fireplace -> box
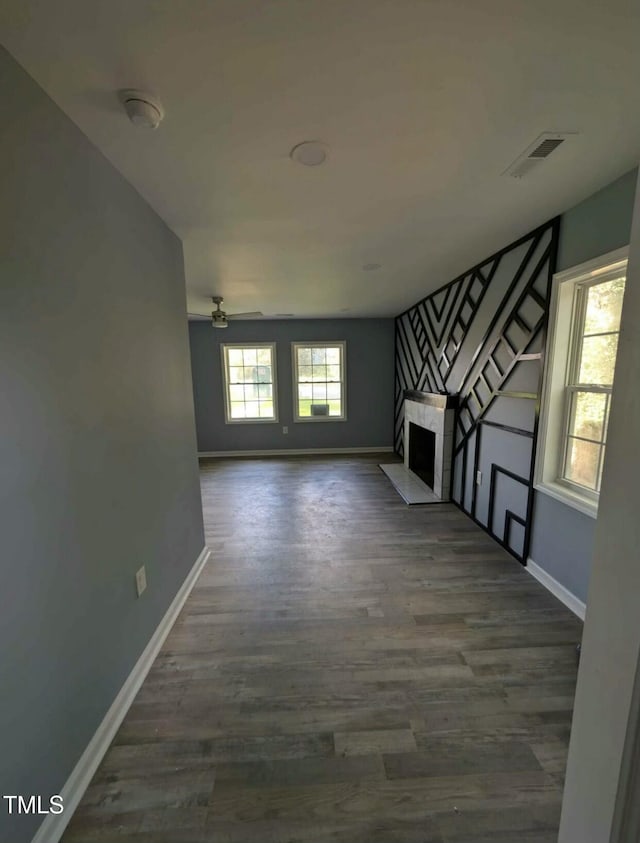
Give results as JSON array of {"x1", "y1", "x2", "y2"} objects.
[
  {"x1": 409, "y1": 423, "x2": 436, "y2": 490},
  {"x1": 403, "y1": 390, "x2": 458, "y2": 501}
]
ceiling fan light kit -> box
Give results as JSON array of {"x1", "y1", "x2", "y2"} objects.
[{"x1": 209, "y1": 296, "x2": 262, "y2": 328}]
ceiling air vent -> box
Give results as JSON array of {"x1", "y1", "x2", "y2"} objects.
[{"x1": 503, "y1": 132, "x2": 575, "y2": 179}]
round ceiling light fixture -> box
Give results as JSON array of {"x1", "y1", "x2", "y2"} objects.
[
  {"x1": 362, "y1": 263, "x2": 382, "y2": 271},
  {"x1": 119, "y1": 89, "x2": 164, "y2": 129},
  {"x1": 290, "y1": 140, "x2": 329, "y2": 167}
]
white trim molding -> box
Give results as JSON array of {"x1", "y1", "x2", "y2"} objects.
[
  {"x1": 198, "y1": 446, "x2": 394, "y2": 458},
  {"x1": 31, "y1": 546, "x2": 211, "y2": 843},
  {"x1": 526, "y1": 557, "x2": 586, "y2": 620}
]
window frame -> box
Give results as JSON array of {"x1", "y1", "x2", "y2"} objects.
[
  {"x1": 291, "y1": 341, "x2": 347, "y2": 423},
  {"x1": 535, "y1": 247, "x2": 628, "y2": 517},
  {"x1": 221, "y1": 342, "x2": 279, "y2": 424}
]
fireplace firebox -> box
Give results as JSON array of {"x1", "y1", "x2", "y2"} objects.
[{"x1": 408, "y1": 422, "x2": 436, "y2": 490}]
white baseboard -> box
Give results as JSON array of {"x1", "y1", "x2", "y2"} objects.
[
  {"x1": 198, "y1": 446, "x2": 394, "y2": 458},
  {"x1": 526, "y1": 557, "x2": 586, "y2": 620},
  {"x1": 31, "y1": 546, "x2": 211, "y2": 843}
]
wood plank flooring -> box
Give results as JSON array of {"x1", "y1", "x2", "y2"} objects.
[{"x1": 62, "y1": 455, "x2": 583, "y2": 842}]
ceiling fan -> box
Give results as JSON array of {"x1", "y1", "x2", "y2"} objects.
[{"x1": 190, "y1": 296, "x2": 263, "y2": 329}]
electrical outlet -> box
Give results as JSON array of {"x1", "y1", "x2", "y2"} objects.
[
  {"x1": 135, "y1": 565, "x2": 147, "y2": 597},
  {"x1": 282, "y1": 426, "x2": 288, "y2": 434},
  {"x1": 476, "y1": 470, "x2": 482, "y2": 486}
]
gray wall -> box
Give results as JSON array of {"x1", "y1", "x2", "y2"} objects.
[
  {"x1": 189, "y1": 318, "x2": 394, "y2": 451},
  {"x1": 529, "y1": 168, "x2": 637, "y2": 602},
  {"x1": 0, "y1": 48, "x2": 204, "y2": 843}
]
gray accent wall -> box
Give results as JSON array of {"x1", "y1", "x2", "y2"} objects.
[
  {"x1": 0, "y1": 48, "x2": 204, "y2": 843},
  {"x1": 189, "y1": 318, "x2": 394, "y2": 452},
  {"x1": 530, "y1": 168, "x2": 637, "y2": 603}
]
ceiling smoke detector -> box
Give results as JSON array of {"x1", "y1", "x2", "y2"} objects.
[
  {"x1": 503, "y1": 132, "x2": 576, "y2": 179},
  {"x1": 119, "y1": 89, "x2": 164, "y2": 129},
  {"x1": 290, "y1": 141, "x2": 329, "y2": 166}
]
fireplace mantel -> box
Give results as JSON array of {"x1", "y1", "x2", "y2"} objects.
[{"x1": 403, "y1": 389, "x2": 459, "y2": 409}]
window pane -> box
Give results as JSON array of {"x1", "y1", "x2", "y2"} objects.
[
  {"x1": 298, "y1": 399, "x2": 312, "y2": 416},
  {"x1": 326, "y1": 347, "x2": 340, "y2": 364},
  {"x1": 242, "y1": 349, "x2": 257, "y2": 366},
  {"x1": 298, "y1": 365, "x2": 313, "y2": 381},
  {"x1": 230, "y1": 402, "x2": 247, "y2": 419},
  {"x1": 297, "y1": 347, "x2": 312, "y2": 366},
  {"x1": 259, "y1": 401, "x2": 273, "y2": 418},
  {"x1": 312, "y1": 384, "x2": 327, "y2": 401},
  {"x1": 229, "y1": 384, "x2": 244, "y2": 401},
  {"x1": 298, "y1": 383, "x2": 312, "y2": 399},
  {"x1": 228, "y1": 349, "x2": 243, "y2": 366},
  {"x1": 329, "y1": 400, "x2": 342, "y2": 416},
  {"x1": 326, "y1": 364, "x2": 341, "y2": 381},
  {"x1": 569, "y1": 391, "x2": 607, "y2": 442},
  {"x1": 258, "y1": 384, "x2": 272, "y2": 399},
  {"x1": 327, "y1": 383, "x2": 341, "y2": 400},
  {"x1": 584, "y1": 277, "x2": 625, "y2": 335},
  {"x1": 229, "y1": 366, "x2": 244, "y2": 383},
  {"x1": 312, "y1": 348, "x2": 326, "y2": 364},
  {"x1": 311, "y1": 364, "x2": 327, "y2": 381},
  {"x1": 257, "y1": 348, "x2": 271, "y2": 364},
  {"x1": 245, "y1": 401, "x2": 259, "y2": 417},
  {"x1": 244, "y1": 383, "x2": 258, "y2": 400},
  {"x1": 564, "y1": 437, "x2": 600, "y2": 490},
  {"x1": 578, "y1": 334, "x2": 619, "y2": 385},
  {"x1": 256, "y1": 365, "x2": 272, "y2": 384}
]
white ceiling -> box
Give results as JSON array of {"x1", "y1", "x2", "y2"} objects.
[{"x1": 2, "y1": 0, "x2": 640, "y2": 318}]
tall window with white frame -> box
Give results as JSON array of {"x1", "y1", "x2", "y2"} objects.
[
  {"x1": 221, "y1": 343, "x2": 277, "y2": 423},
  {"x1": 562, "y1": 275, "x2": 625, "y2": 493},
  {"x1": 292, "y1": 342, "x2": 346, "y2": 421},
  {"x1": 536, "y1": 248, "x2": 627, "y2": 516}
]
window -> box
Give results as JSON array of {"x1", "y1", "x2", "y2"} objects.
[
  {"x1": 536, "y1": 248, "x2": 627, "y2": 516},
  {"x1": 221, "y1": 344, "x2": 277, "y2": 423},
  {"x1": 292, "y1": 342, "x2": 346, "y2": 421}
]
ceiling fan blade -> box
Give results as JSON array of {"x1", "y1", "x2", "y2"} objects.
[
  {"x1": 227, "y1": 311, "x2": 263, "y2": 319},
  {"x1": 187, "y1": 312, "x2": 211, "y2": 321}
]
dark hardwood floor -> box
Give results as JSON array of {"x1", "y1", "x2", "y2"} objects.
[{"x1": 63, "y1": 455, "x2": 582, "y2": 842}]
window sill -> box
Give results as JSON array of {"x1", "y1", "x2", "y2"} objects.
[
  {"x1": 224, "y1": 418, "x2": 279, "y2": 425},
  {"x1": 293, "y1": 416, "x2": 347, "y2": 423},
  {"x1": 535, "y1": 479, "x2": 598, "y2": 519}
]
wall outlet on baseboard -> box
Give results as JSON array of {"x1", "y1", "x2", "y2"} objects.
[
  {"x1": 476, "y1": 470, "x2": 482, "y2": 486},
  {"x1": 135, "y1": 565, "x2": 147, "y2": 597},
  {"x1": 282, "y1": 426, "x2": 288, "y2": 434}
]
